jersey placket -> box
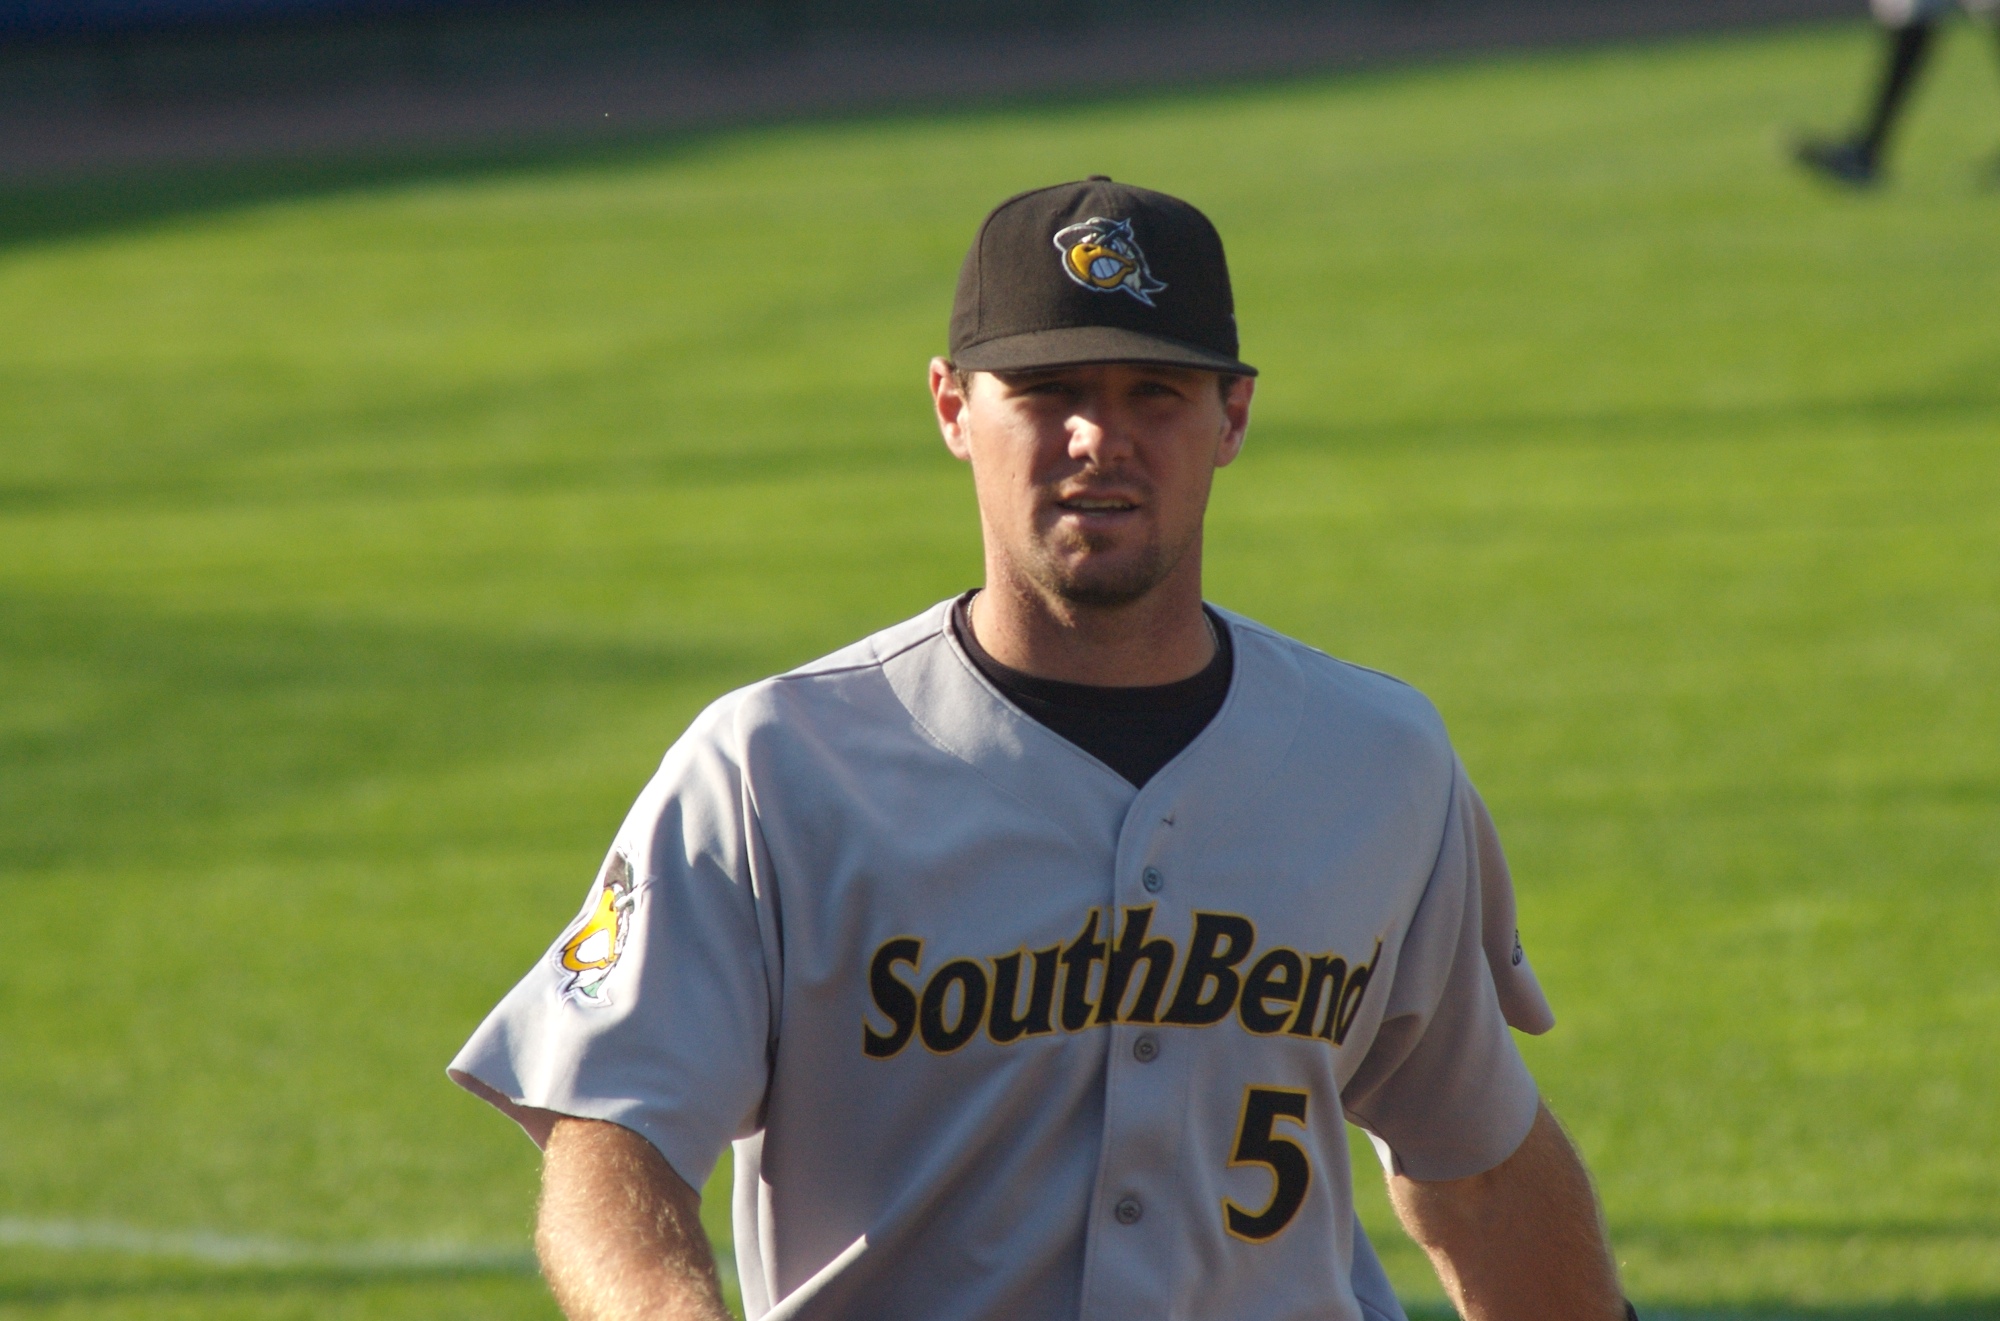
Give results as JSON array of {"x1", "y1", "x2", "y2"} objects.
[
  {"x1": 1073, "y1": 628, "x2": 1309, "y2": 1319},
  {"x1": 1077, "y1": 783, "x2": 1199, "y2": 1319}
]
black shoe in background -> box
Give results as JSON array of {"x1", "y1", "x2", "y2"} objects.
[{"x1": 1793, "y1": 136, "x2": 1879, "y2": 187}]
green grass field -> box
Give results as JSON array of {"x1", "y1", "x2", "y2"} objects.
[{"x1": 4, "y1": 16, "x2": 1998, "y2": 1319}]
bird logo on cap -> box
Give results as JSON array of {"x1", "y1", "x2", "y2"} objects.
[{"x1": 1053, "y1": 216, "x2": 1168, "y2": 307}]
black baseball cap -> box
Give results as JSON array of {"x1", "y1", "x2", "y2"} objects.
[{"x1": 948, "y1": 177, "x2": 1256, "y2": 377}]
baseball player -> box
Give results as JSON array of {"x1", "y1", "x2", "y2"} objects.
[
  {"x1": 1795, "y1": 0, "x2": 2000, "y2": 185},
  {"x1": 450, "y1": 177, "x2": 1633, "y2": 1321}
]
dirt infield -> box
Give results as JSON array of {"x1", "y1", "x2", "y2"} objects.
[{"x1": 0, "y1": 0, "x2": 1856, "y2": 180}]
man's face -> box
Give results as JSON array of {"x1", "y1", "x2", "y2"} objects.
[{"x1": 931, "y1": 360, "x2": 1253, "y2": 609}]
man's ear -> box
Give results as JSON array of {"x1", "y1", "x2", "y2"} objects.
[
  {"x1": 1215, "y1": 374, "x2": 1255, "y2": 468},
  {"x1": 930, "y1": 357, "x2": 975, "y2": 462}
]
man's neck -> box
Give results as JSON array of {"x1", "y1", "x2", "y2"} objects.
[{"x1": 968, "y1": 573, "x2": 1216, "y2": 688}]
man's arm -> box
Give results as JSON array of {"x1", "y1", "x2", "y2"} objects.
[
  {"x1": 536, "y1": 1116, "x2": 732, "y2": 1321},
  {"x1": 1387, "y1": 1100, "x2": 1625, "y2": 1321}
]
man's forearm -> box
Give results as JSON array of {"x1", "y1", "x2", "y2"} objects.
[
  {"x1": 537, "y1": 1116, "x2": 732, "y2": 1321},
  {"x1": 1388, "y1": 1100, "x2": 1624, "y2": 1321}
]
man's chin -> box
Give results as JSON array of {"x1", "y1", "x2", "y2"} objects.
[{"x1": 1038, "y1": 557, "x2": 1170, "y2": 610}]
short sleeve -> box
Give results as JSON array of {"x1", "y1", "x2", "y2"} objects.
[
  {"x1": 1339, "y1": 760, "x2": 1550, "y2": 1182},
  {"x1": 447, "y1": 706, "x2": 776, "y2": 1192}
]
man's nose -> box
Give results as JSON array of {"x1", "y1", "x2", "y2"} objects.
[{"x1": 1066, "y1": 403, "x2": 1134, "y2": 465}]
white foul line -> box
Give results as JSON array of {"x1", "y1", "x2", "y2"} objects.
[{"x1": 0, "y1": 1218, "x2": 536, "y2": 1272}]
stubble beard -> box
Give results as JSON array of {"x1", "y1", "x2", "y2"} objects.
[{"x1": 1023, "y1": 521, "x2": 1194, "y2": 610}]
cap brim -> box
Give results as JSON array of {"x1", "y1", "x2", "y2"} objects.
[{"x1": 952, "y1": 325, "x2": 1256, "y2": 376}]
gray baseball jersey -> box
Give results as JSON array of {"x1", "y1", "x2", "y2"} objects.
[{"x1": 450, "y1": 599, "x2": 1556, "y2": 1321}]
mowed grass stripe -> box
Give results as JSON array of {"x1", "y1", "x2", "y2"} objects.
[
  {"x1": 2, "y1": 19, "x2": 1997, "y2": 1319},
  {"x1": 0, "y1": 1219, "x2": 533, "y2": 1272}
]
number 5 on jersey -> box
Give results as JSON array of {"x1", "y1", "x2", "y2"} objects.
[{"x1": 1224, "y1": 1086, "x2": 1312, "y2": 1242}]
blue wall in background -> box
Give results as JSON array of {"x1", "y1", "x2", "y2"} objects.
[
  {"x1": 0, "y1": 0, "x2": 1104, "y2": 39},
  {"x1": 1, "y1": 0, "x2": 533, "y2": 36}
]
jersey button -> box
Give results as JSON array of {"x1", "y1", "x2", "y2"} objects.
[
  {"x1": 1132, "y1": 1033, "x2": 1160, "y2": 1063},
  {"x1": 1114, "y1": 1196, "x2": 1143, "y2": 1225},
  {"x1": 1142, "y1": 866, "x2": 1163, "y2": 893}
]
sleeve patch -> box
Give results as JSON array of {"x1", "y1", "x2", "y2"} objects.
[{"x1": 553, "y1": 851, "x2": 637, "y2": 1007}]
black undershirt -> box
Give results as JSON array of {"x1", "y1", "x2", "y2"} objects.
[{"x1": 949, "y1": 591, "x2": 1234, "y2": 789}]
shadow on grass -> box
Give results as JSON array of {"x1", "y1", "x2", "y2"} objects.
[
  {"x1": 1247, "y1": 386, "x2": 2000, "y2": 461},
  {"x1": 0, "y1": 67, "x2": 1049, "y2": 254},
  {"x1": 0, "y1": 131, "x2": 731, "y2": 254},
  {"x1": 0, "y1": 38, "x2": 1632, "y2": 257},
  {"x1": 0, "y1": 590, "x2": 770, "y2": 875},
  {"x1": 0, "y1": 51, "x2": 1352, "y2": 254},
  {"x1": 0, "y1": 74, "x2": 1187, "y2": 255}
]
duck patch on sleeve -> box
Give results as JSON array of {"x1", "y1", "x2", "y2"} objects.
[{"x1": 554, "y1": 851, "x2": 637, "y2": 1006}]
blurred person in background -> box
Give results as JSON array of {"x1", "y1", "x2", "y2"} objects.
[{"x1": 1795, "y1": 0, "x2": 2000, "y2": 184}]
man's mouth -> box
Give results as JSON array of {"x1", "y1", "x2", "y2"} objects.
[{"x1": 1056, "y1": 496, "x2": 1140, "y2": 513}]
